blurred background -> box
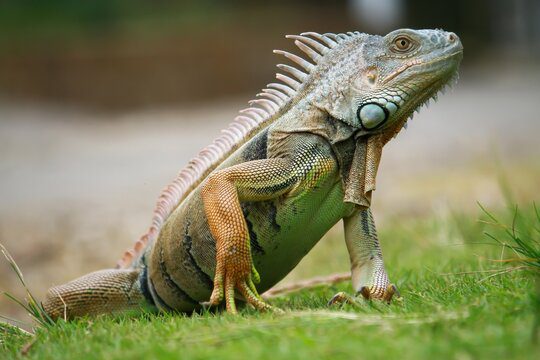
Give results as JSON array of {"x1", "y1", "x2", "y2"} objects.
[{"x1": 1, "y1": 0, "x2": 539, "y2": 319}]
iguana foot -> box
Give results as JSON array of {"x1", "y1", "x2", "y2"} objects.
[
  {"x1": 328, "y1": 291, "x2": 356, "y2": 306},
  {"x1": 203, "y1": 264, "x2": 276, "y2": 314},
  {"x1": 328, "y1": 284, "x2": 400, "y2": 306},
  {"x1": 364, "y1": 284, "x2": 400, "y2": 303}
]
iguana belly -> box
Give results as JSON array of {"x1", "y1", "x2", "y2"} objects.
[{"x1": 148, "y1": 171, "x2": 351, "y2": 312}]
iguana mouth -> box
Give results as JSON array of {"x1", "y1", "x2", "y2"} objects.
[
  {"x1": 421, "y1": 49, "x2": 463, "y2": 66},
  {"x1": 383, "y1": 50, "x2": 463, "y2": 84}
]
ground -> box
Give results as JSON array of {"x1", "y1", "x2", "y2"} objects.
[
  {"x1": 2, "y1": 208, "x2": 539, "y2": 359},
  {"x1": 0, "y1": 64, "x2": 539, "y2": 358}
]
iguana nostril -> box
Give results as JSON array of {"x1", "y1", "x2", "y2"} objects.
[{"x1": 448, "y1": 33, "x2": 456, "y2": 43}]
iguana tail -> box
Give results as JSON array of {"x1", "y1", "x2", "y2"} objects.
[{"x1": 42, "y1": 269, "x2": 147, "y2": 320}]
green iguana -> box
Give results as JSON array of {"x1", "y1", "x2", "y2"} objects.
[{"x1": 42, "y1": 28, "x2": 463, "y2": 319}]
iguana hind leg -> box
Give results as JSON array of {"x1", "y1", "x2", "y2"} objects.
[{"x1": 42, "y1": 269, "x2": 146, "y2": 320}]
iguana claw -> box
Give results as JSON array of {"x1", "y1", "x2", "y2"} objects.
[
  {"x1": 358, "y1": 284, "x2": 400, "y2": 304},
  {"x1": 202, "y1": 262, "x2": 276, "y2": 314},
  {"x1": 328, "y1": 284, "x2": 400, "y2": 306},
  {"x1": 328, "y1": 291, "x2": 355, "y2": 306}
]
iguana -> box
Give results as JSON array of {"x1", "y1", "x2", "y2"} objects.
[{"x1": 42, "y1": 28, "x2": 462, "y2": 319}]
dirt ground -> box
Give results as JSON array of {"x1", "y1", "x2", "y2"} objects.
[{"x1": 1, "y1": 64, "x2": 539, "y2": 320}]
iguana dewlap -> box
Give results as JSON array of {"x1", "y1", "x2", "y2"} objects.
[{"x1": 42, "y1": 29, "x2": 462, "y2": 319}]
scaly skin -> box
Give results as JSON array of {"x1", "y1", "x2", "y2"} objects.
[
  {"x1": 42, "y1": 269, "x2": 144, "y2": 319},
  {"x1": 42, "y1": 29, "x2": 462, "y2": 319}
]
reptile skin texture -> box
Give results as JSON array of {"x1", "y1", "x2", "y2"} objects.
[{"x1": 41, "y1": 29, "x2": 463, "y2": 319}]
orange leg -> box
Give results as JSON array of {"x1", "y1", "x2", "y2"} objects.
[{"x1": 201, "y1": 158, "x2": 295, "y2": 313}]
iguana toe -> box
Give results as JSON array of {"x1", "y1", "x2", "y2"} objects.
[
  {"x1": 328, "y1": 291, "x2": 356, "y2": 306},
  {"x1": 204, "y1": 262, "x2": 277, "y2": 314},
  {"x1": 328, "y1": 284, "x2": 400, "y2": 307},
  {"x1": 358, "y1": 284, "x2": 400, "y2": 304}
]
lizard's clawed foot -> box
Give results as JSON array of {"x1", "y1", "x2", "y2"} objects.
[
  {"x1": 328, "y1": 291, "x2": 356, "y2": 306},
  {"x1": 202, "y1": 264, "x2": 278, "y2": 314},
  {"x1": 363, "y1": 283, "x2": 400, "y2": 304},
  {"x1": 328, "y1": 284, "x2": 400, "y2": 306}
]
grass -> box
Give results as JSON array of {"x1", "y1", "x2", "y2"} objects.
[
  {"x1": 1, "y1": 203, "x2": 539, "y2": 359},
  {"x1": 0, "y1": 245, "x2": 55, "y2": 330}
]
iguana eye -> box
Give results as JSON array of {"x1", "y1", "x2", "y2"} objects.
[{"x1": 392, "y1": 36, "x2": 414, "y2": 53}]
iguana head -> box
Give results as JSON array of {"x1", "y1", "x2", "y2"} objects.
[{"x1": 299, "y1": 29, "x2": 462, "y2": 137}]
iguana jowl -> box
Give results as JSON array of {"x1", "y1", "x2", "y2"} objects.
[{"x1": 42, "y1": 29, "x2": 463, "y2": 318}]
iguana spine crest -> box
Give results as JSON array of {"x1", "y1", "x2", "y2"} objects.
[{"x1": 116, "y1": 31, "x2": 357, "y2": 269}]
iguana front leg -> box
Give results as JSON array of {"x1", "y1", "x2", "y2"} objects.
[
  {"x1": 330, "y1": 207, "x2": 398, "y2": 305},
  {"x1": 201, "y1": 158, "x2": 293, "y2": 313}
]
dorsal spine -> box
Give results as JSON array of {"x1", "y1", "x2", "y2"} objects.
[{"x1": 116, "y1": 31, "x2": 353, "y2": 269}]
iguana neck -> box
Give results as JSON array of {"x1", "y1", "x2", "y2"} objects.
[{"x1": 273, "y1": 102, "x2": 384, "y2": 208}]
